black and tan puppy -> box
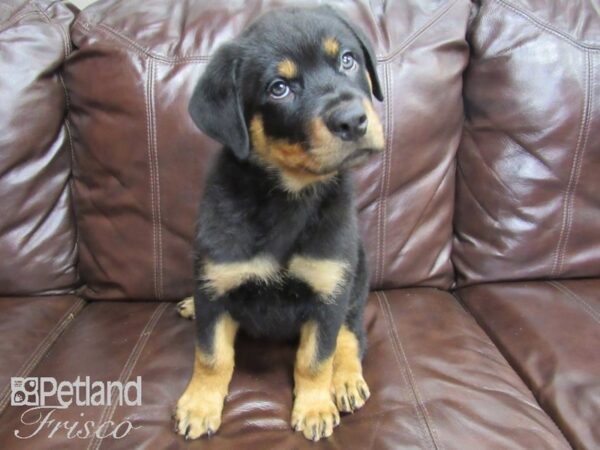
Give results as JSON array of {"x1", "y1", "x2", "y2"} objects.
[{"x1": 174, "y1": 6, "x2": 384, "y2": 441}]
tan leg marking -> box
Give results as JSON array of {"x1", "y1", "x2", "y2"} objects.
[
  {"x1": 288, "y1": 256, "x2": 349, "y2": 302},
  {"x1": 201, "y1": 255, "x2": 280, "y2": 296},
  {"x1": 292, "y1": 321, "x2": 339, "y2": 441},
  {"x1": 331, "y1": 325, "x2": 370, "y2": 413},
  {"x1": 175, "y1": 313, "x2": 238, "y2": 439},
  {"x1": 177, "y1": 297, "x2": 195, "y2": 320}
]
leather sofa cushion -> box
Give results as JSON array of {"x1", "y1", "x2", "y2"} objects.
[
  {"x1": 457, "y1": 279, "x2": 600, "y2": 449},
  {"x1": 0, "y1": 296, "x2": 84, "y2": 416},
  {"x1": 0, "y1": 290, "x2": 568, "y2": 449},
  {"x1": 66, "y1": 0, "x2": 472, "y2": 300},
  {"x1": 453, "y1": 0, "x2": 600, "y2": 286},
  {"x1": 0, "y1": 0, "x2": 78, "y2": 295}
]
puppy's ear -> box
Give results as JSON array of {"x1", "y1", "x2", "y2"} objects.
[
  {"x1": 321, "y1": 6, "x2": 384, "y2": 101},
  {"x1": 189, "y1": 43, "x2": 249, "y2": 159}
]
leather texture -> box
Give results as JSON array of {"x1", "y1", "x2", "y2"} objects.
[
  {"x1": 65, "y1": 0, "x2": 471, "y2": 300},
  {"x1": 0, "y1": 291, "x2": 570, "y2": 449},
  {"x1": 0, "y1": 296, "x2": 84, "y2": 416},
  {"x1": 453, "y1": 0, "x2": 600, "y2": 286},
  {"x1": 457, "y1": 279, "x2": 600, "y2": 449},
  {"x1": 0, "y1": 0, "x2": 79, "y2": 295},
  {"x1": 0, "y1": 0, "x2": 598, "y2": 448}
]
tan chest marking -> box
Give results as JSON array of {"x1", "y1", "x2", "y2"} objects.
[
  {"x1": 201, "y1": 255, "x2": 280, "y2": 296},
  {"x1": 288, "y1": 256, "x2": 349, "y2": 301}
]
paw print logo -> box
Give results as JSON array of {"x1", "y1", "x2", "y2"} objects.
[{"x1": 10, "y1": 377, "x2": 39, "y2": 406}]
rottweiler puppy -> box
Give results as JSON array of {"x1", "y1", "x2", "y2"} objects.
[{"x1": 174, "y1": 5, "x2": 384, "y2": 442}]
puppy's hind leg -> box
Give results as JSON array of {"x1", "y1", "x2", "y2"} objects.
[{"x1": 177, "y1": 297, "x2": 195, "y2": 320}]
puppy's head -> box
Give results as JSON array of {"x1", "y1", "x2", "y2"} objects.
[{"x1": 189, "y1": 6, "x2": 384, "y2": 192}]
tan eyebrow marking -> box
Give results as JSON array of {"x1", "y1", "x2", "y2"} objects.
[
  {"x1": 277, "y1": 59, "x2": 298, "y2": 78},
  {"x1": 323, "y1": 37, "x2": 340, "y2": 57}
]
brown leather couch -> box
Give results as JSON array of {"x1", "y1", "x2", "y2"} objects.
[{"x1": 0, "y1": 0, "x2": 598, "y2": 448}]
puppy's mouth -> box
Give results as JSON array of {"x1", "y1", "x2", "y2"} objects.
[
  {"x1": 309, "y1": 147, "x2": 378, "y2": 175},
  {"x1": 340, "y1": 147, "x2": 378, "y2": 168}
]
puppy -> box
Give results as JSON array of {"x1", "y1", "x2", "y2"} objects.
[{"x1": 174, "y1": 6, "x2": 384, "y2": 441}]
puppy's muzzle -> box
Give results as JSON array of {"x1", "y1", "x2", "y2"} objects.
[{"x1": 325, "y1": 100, "x2": 368, "y2": 141}]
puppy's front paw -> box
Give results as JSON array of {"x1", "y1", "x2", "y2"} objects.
[
  {"x1": 174, "y1": 388, "x2": 224, "y2": 440},
  {"x1": 332, "y1": 371, "x2": 370, "y2": 413},
  {"x1": 291, "y1": 393, "x2": 340, "y2": 441},
  {"x1": 176, "y1": 297, "x2": 195, "y2": 320}
]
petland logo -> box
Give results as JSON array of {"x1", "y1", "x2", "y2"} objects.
[{"x1": 11, "y1": 376, "x2": 142, "y2": 440}]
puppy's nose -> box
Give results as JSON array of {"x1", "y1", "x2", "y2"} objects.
[{"x1": 326, "y1": 103, "x2": 368, "y2": 141}]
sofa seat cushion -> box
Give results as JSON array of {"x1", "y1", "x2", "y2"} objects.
[
  {"x1": 457, "y1": 279, "x2": 600, "y2": 449},
  {"x1": 0, "y1": 296, "x2": 85, "y2": 416},
  {"x1": 0, "y1": 290, "x2": 568, "y2": 449}
]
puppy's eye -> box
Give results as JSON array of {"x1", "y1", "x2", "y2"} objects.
[
  {"x1": 340, "y1": 52, "x2": 357, "y2": 71},
  {"x1": 268, "y1": 80, "x2": 291, "y2": 99}
]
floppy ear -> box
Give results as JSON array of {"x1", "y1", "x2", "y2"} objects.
[
  {"x1": 321, "y1": 6, "x2": 384, "y2": 101},
  {"x1": 188, "y1": 43, "x2": 250, "y2": 159}
]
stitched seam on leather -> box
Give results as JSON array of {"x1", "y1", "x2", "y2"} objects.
[
  {"x1": 144, "y1": 59, "x2": 160, "y2": 300},
  {"x1": 0, "y1": 298, "x2": 86, "y2": 415},
  {"x1": 397, "y1": 159, "x2": 453, "y2": 267},
  {"x1": 453, "y1": 291, "x2": 575, "y2": 448},
  {"x1": 73, "y1": 20, "x2": 211, "y2": 63},
  {"x1": 548, "y1": 281, "x2": 600, "y2": 326},
  {"x1": 74, "y1": 0, "x2": 461, "y2": 65},
  {"x1": 492, "y1": 0, "x2": 600, "y2": 51},
  {"x1": 366, "y1": 414, "x2": 383, "y2": 450},
  {"x1": 149, "y1": 59, "x2": 164, "y2": 299},
  {"x1": 379, "y1": 291, "x2": 442, "y2": 450},
  {"x1": 373, "y1": 68, "x2": 386, "y2": 285},
  {"x1": 381, "y1": 66, "x2": 393, "y2": 286},
  {"x1": 379, "y1": 0, "x2": 461, "y2": 63},
  {"x1": 88, "y1": 302, "x2": 168, "y2": 450},
  {"x1": 0, "y1": 11, "x2": 37, "y2": 33},
  {"x1": 557, "y1": 53, "x2": 593, "y2": 276},
  {"x1": 551, "y1": 51, "x2": 592, "y2": 276},
  {"x1": 41, "y1": 1, "x2": 81, "y2": 287},
  {"x1": 375, "y1": 292, "x2": 436, "y2": 450},
  {"x1": 375, "y1": 65, "x2": 393, "y2": 287},
  {"x1": 34, "y1": 3, "x2": 71, "y2": 57},
  {"x1": 64, "y1": 118, "x2": 81, "y2": 287}
]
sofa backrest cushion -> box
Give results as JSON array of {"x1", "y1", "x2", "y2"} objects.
[
  {"x1": 0, "y1": 0, "x2": 78, "y2": 296},
  {"x1": 453, "y1": 0, "x2": 600, "y2": 286},
  {"x1": 66, "y1": 0, "x2": 471, "y2": 300}
]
